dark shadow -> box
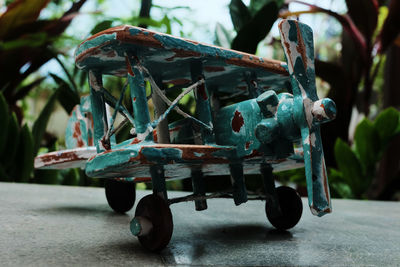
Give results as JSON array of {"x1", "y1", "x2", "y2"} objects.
[
  {"x1": 265, "y1": 228, "x2": 294, "y2": 241},
  {"x1": 108, "y1": 240, "x2": 156, "y2": 255},
  {"x1": 34, "y1": 204, "x2": 129, "y2": 218},
  {"x1": 198, "y1": 224, "x2": 293, "y2": 242}
]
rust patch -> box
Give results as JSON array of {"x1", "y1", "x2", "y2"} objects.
[
  {"x1": 72, "y1": 122, "x2": 84, "y2": 147},
  {"x1": 101, "y1": 137, "x2": 111, "y2": 150},
  {"x1": 197, "y1": 83, "x2": 208, "y2": 100},
  {"x1": 124, "y1": 144, "x2": 232, "y2": 165},
  {"x1": 243, "y1": 149, "x2": 262, "y2": 159},
  {"x1": 164, "y1": 79, "x2": 191, "y2": 86},
  {"x1": 226, "y1": 56, "x2": 288, "y2": 76},
  {"x1": 245, "y1": 141, "x2": 251, "y2": 150},
  {"x1": 294, "y1": 21, "x2": 308, "y2": 71},
  {"x1": 152, "y1": 130, "x2": 158, "y2": 142},
  {"x1": 169, "y1": 125, "x2": 182, "y2": 133},
  {"x1": 133, "y1": 177, "x2": 152, "y2": 182},
  {"x1": 116, "y1": 27, "x2": 164, "y2": 49},
  {"x1": 237, "y1": 86, "x2": 247, "y2": 91},
  {"x1": 204, "y1": 66, "x2": 225, "y2": 72},
  {"x1": 322, "y1": 157, "x2": 330, "y2": 203},
  {"x1": 232, "y1": 110, "x2": 244, "y2": 133},
  {"x1": 165, "y1": 49, "x2": 202, "y2": 62},
  {"x1": 133, "y1": 97, "x2": 137, "y2": 102},
  {"x1": 125, "y1": 56, "x2": 134, "y2": 76},
  {"x1": 105, "y1": 50, "x2": 117, "y2": 58},
  {"x1": 40, "y1": 151, "x2": 80, "y2": 164},
  {"x1": 130, "y1": 137, "x2": 141, "y2": 144}
]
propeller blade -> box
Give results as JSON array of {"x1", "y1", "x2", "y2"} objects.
[{"x1": 279, "y1": 19, "x2": 332, "y2": 216}]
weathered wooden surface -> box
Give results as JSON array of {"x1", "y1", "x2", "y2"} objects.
[
  {"x1": 75, "y1": 25, "x2": 289, "y2": 96},
  {"x1": 1, "y1": 182, "x2": 400, "y2": 266}
]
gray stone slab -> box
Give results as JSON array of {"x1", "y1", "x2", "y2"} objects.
[{"x1": 1, "y1": 182, "x2": 400, "y2": 266}]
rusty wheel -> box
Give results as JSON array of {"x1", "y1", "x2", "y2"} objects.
[
  {"x1": 135, "y1": 194, "x2": 173, "y2": 251},
  {"x1": 266, "y1": 186, "x2": 303, "y2": 230},
  {"x1": 105, "y1": 179, "x2": 136, "y2": 213}
]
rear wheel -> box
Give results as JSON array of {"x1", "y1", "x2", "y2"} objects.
[
  {"x1": 266, "y1": 186, "x2": 303, "y2": 230},
  {"x1": 105, "y1": 179, "x2": 136, "y2": 213}
]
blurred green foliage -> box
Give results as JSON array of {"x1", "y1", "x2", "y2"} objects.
[{"x1": 330, "y1": 107, "x2": 400, "y2": 198}]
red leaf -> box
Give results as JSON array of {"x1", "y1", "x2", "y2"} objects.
[
  {"x1": 345, "y1": 0, "x2": 378, "y2": 43},
  {"x1": 0, "y1": 0, "x2": 51, "y2": 38}
]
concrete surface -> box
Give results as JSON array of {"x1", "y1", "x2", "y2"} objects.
[{"x1": 1, "y1": 182, "x2": 400, "y2": 266}]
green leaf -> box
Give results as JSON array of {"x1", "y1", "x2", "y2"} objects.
[
  {"x1": 229, "y1": 0, "x2": 251, "y2": 32},
  {"x1": 334, "y1": 138, "x2": 364, "y2": 196},
  {"x1": 354, "y1": 119, "x2": 381, "y2": 169},
  {"x1": 90, "y1": 20, "x2": 113, "y2": 35},
  {"x1": 249, "y1": 0, "x2": 284, "y2": 15},
  {"x1": 13, "y1": 77, "x2": 45, "y2": 102},
  {"x1": 215, "y1": 22, "x2": 233, "y2": 48},
  {"x1": 50, "y1": 73, "x2": 80, "y2": 114},
  {"x1": 0, "y1": 32, "x2": 48, "y2": 50},
  {"x1": 15, "y1": 124, "x2": 34, "y2": 183},
  {"x1": 373, "y1": 107, "x2": 400, "y2": 145},
  {"x1": 330, "y1": 181, "x2": 354, "y2": 199},
  {"x1": 2, "y1": 112, "x2": 20, "y2": 166},
  {"x1": 0, "y1": 92, "x2": 9, "y2": 154},
  {"x1": 33, "y1": 169, "x2": 62, "y2": 184},
  {"x1": 161, "y1": 15, "x2": 172, "y2": 34},
  {"x1": 0, "y1": 164, "x2": 10, "y2": 182},
  {"x1": 32, "y1": 89, "x2": 60, "y2": 156},
  {"x1": 61, "y1": 168, "x2": 80, "y2": 186},
  {"x1": 231, "y1": 1, "x2": 278, "y2": 54}
]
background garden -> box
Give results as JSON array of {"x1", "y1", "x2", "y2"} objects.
[{"x1": 0, "y1": 0, "x2": 399, "y2": 200}]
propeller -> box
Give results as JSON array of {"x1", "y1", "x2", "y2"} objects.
[{"x1": 279, "y1": 19, "x2": 336, "y2": 216}]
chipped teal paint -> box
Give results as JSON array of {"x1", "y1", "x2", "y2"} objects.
[
  {"x1": 130, "y1": 217, "x2": 141, "y2": 236},
  {"x1": 66, "y1": 96, "x2": 94, "y2": 149},
  {"x1": 191, "y1": 169, "x2": 207, "y2": 210},
  {"x1": 88, "y1": 71, "x2": 109, "y2": 152},
  {"x1": 126, "y1": 55, "x2": 153, "y2": 141},
  {"x1": 141, "y1": 147, "x2": 182, "y2": 162},
  {"x1": 229, "y1": 163, "x2": 247, "y2": 205},
  {"x1": 75, "y1": 32, "x2": 117, "y2": 58},
  {"x1": 279, "y1": 19, "x2": 335, "y2": 216},
  {"x1": 150, "y1": 164, "x2": 168, "y2": 199},
  {"x1": 191, "y1": 61, "x2": 215, "y2": 144},
  {"x1": 215, "y1": 98, "x2": 263, "y2": 158},
  {"x1": 245, "y1": 72, "x2": 261, "y2": 99},
  {"x1": 214, "y1": 90, "x2": 301, "y2": 159},
  {"x1": 150, "y1": 30, "x2": 243, "y2": 60}
]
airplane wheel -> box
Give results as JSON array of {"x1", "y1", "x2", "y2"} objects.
[
  {"x1": 266, "y1": 186, "x2": 303, "y2": 230},
  {"x1": 105, "y1": 179, "x2": 136, "y2": 213},
  {"x1": 135, "y1": 194, "x2": 173, "y2": 251}
]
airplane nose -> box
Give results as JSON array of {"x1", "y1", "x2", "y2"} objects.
[{"x1": 311, "y1": 98, "x2": 336, "y2": 124}]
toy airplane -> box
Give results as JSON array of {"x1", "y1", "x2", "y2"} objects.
[{"x1": 35, "y1": 19, "x2": 336, "y2": 251}]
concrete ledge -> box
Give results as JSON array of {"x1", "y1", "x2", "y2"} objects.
[{"x1": 1, "y1": 182, "x2": 400, "y2": 266}]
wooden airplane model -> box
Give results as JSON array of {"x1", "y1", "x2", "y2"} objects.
[{"x1": 35, "y1": 19, "x2": 336, "y2": 251}]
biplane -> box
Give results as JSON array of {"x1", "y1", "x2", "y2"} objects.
[{"x1": 34, "y1": 19, "x2": 336, "y2": 251}]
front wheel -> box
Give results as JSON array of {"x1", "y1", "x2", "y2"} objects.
[
  {"x1": 132, "y1": 194, "x2": 173, "y2": 251},
  {"x1": 266, "y1": 186, "x2": 303, "y2": 230},
  {"x1": 105, "y1": 179, "x2": 136, "y2": 213}
]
